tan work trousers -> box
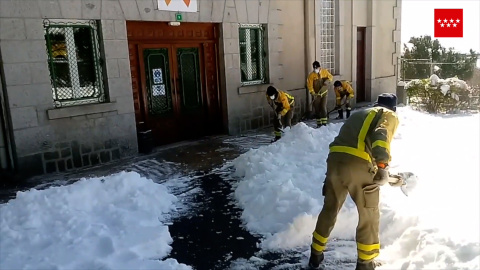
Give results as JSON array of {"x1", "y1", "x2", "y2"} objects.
[
  {"x1": 313, "y1": 91, "x2": 328, "y2": 126},
  {"x1": 311, "y1": 155, "x2": 381, "y2": 263}
]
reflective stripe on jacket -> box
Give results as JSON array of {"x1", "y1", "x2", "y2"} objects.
[
  {"x1": 329, "y1": 107, "x2": 399, "y2": 164},
  {"x1": 266, "y1": 90, "x2": 295, "y2": 116},
  {"x1": 306, "y1": 69, "x2": 334, "y2": 95}
]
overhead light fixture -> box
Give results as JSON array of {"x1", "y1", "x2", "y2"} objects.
[{"x1": 168, "y1": 22, "x2": 181, "y2": 26}]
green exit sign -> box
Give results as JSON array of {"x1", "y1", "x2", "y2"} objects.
[{"x1": 175, "y1": 13, "x2": 182, "y2": 22}]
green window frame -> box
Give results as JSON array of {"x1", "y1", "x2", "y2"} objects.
[
  {"x1": 44, "y1": 19, "x2": 106, "y2": 108},
  {"x1": 239, "y1": 24, "x2": 268, "y2": 86}
]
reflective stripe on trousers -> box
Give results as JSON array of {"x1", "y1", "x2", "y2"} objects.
[
  {"x1": 357, "y1": 242, "x2": 380, "y2": 261},
  {"x1": 311, "y1": 231, "x2": 328, "y2": 253}
]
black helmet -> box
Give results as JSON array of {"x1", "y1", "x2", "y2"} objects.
[
  {"x1": 333, "y1": 80, "x2": 342, "y2": 87},
  {"x1": 266, "y1": 86, "x2": 278, "y2": 99},
  {"x1": 312, "y1": 61, "x2": 320, "y2": 69},
  {"x1": 374, "y1": 93, "x2": 397, "y2": 112}
]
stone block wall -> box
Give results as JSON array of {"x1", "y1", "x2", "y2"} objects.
[
  {"x1": 0, "y1": 0, "x2": 138, "y2": 176},
  {"x1": 42, "y1": 139, "x2": 122, "y2": 174},
  {"x1": 219, "y1": 0, "x2": 307, "y2": 134}
]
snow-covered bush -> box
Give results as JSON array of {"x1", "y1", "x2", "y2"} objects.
[{"x1": 405, "y1": 75, "x2": 478, "y2": 113}]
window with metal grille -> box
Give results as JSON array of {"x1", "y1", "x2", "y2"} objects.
[
  {"x1": 239, "y1": 24, "x2": 268, "y2": 85},
  {"x1": 44, "y1": 19, "x2": 106, "y2": 108},
  {"x1": 319, "y1": 0, "x2": 335, "y2": 74}
]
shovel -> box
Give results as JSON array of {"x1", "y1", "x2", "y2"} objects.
[{"x1": 387, "y1": 172, "x2": 419, "y2": 197}]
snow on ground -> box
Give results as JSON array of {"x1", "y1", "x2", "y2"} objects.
[
  {"x1": 231, "y1": 107, "x2": 480, "y2": 269},
  {"x1": 0, "y1": 171, "x2": 191, "y2": 270}
]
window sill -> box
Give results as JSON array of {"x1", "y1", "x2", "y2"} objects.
[
  {"x1": 47, "y1": 102, "x2": 117, "y2": 120},
  {"x1": 238, "y1": 83, "x2": 272, "y2": 95}
]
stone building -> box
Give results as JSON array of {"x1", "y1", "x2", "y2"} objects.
[{"x1": 0, "y1": 0, "x2": 401, "y2": 176}]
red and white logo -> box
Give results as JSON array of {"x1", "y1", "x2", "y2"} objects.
[{"x1": 434, "y1": 9, "x2": 463, "y2": 38}]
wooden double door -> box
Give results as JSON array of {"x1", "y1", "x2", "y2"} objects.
[{"x1": 127, "y1": 22, "x2": 222, "y2": 146}]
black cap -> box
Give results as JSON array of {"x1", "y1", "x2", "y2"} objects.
[
  {"x1": 333, "y1": 81, "x2": 342, "y2": 87},
  {"x1": 312, "y1": 61, "x2": 320, "y2": 69},
  {"x1": 374, "y1": 93, "x2": 397, "y2": 112},
  {"x1": 266, "y1": 86, "x2": 278, "y2": 97}
]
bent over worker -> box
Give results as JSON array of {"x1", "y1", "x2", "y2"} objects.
[
  {"x1": 307, "y1": 61, "x2": 333, "y2": 128},
  {"x1": 266, "y1": 86, "x2": 295, "y2": 142},
  {"x1": 333, "y1": 80, "x2": 355, "y2": 119},
  {"x1": 308, "y1": 93, "x2": 400, "y2": 270}
]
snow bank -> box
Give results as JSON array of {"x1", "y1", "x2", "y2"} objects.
[
  {"x1": 0, "y1": 171, "x2": 191, "y2": 270},
  {"x1": 232, "y1": 107, "x2": 480, "y2": 269}
]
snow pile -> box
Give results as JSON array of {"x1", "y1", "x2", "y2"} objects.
[
  {"x1": 232, "y1": 107, "x2": 480, "y2": 269},
  {"x1": 0, "y1": 171, "x2": 191, "y2": 270}
]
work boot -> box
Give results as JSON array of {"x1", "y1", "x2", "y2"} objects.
[
  {"x1": 308, "y1": 250, "x2": 324, "y2": 269},
  {"x1": 271, "y1": 136, "x2": 281, "y2": 143},
  {"x1": 355, "y1": 260, "x2": 382, "y2": 270},
  {"x1": 335, "y1": 109, "x2": 344, "y2": 120},
  {"x1": 346, "y1": 108, "x2": 351, "y2": 118}
]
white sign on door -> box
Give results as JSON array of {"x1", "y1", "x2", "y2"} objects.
[
  {"x1": 157, "y1": 0, "x2": 198, "y2": 13},
  {"x1": 152, "y1": 85, "x2": 166, "y2": 96},
  {"x1": 152, "y1": 68, "x2": 163, "y2": 84}
]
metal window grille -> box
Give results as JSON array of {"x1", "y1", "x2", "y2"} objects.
[
  {"x1": 44, "y1": 19, "x2": 106, "y2": 108},
  {"x1": 239, "y1": 24, "x2": 268, "y2": 85},
  {"x1": 319, "y1": 0, "x2": 335, "y2": 74}
]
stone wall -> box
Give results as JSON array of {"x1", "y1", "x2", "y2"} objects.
[
  {"x1": 0, "y1": 0, "x2": 138, "y2": 176},
  {"x1": 41, "y1": 139, "x2": 122, "y2": 174},
  {"x1": 219, "y1": 0, "x2": 307, "y2": 134}
]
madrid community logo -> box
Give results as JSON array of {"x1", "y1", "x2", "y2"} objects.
[{"x1": 434, "y1": 9, "x2": 463, "y2": 38}]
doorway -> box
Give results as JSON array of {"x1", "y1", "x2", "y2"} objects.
[
  {"x1": 356, "y1": 27, "x2": 366, "y2": 102},
  {"x1": 127, "y1": 22, "x2": 222, "y2": 146},
  {"x1": 0, "y1": 49, "x2": 14, "y2": 171}
]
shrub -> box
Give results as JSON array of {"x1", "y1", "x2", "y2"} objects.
[{"x1": 404, "y1": 75, "x2": 478, "y2": 113}]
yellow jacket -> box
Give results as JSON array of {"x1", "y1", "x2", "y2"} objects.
[
  {"x1": 329, "y1": 107, "x2": 399, "y2": 165},
  {"x1": 266, "y1": 90, "x2": 295, "y2": 116},
  {"x1": 307, "y1": 69, "x2": 333, "y2": 95},
  {"x1": 335, "y1": 81, "x2": 354, "y2": 105}
]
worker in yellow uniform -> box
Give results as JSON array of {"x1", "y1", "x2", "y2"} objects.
[
  {"x1": 266, "y1": 86, "x2": 295, "y2": 142},
  {"x1": 308, "y1": 93, "x2": 403, "y2": 270},
  {"x1": 307, "y1": 61, "x2": 333, "y2": 128},
  {"x1": 333, "y1": 80, "x2": 355, "y2": 119}
]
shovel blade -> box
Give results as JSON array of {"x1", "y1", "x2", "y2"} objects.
[{"x1": 397, "y1": 172, "x2": 419, "y2": 196}]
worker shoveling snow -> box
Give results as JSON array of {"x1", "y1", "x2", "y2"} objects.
[{"x1": 229, "y1": 104, "x2": 479, "y2": 270}]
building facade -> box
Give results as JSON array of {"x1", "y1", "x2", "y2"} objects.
[{"x1": 0, "y1": 0, "x2": 401, "y2": 176}]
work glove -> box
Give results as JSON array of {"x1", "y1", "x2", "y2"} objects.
[
  {"x1": 373, "y1": 167, "x2": 389, "y2": 186},
  {"x1": 388, "y1": 174, "x2": 405, "y2": 187},
  {"x1": 277, "y1": 113, "x2": 282, "y2": 120}
]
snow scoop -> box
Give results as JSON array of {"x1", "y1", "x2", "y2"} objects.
[
  {"x1": 301, "y1": 99, "x2": 316, "y2": 121},
  {"x1": 387, "y1": 172, "x2": 419, "y2": 197},
  {"x1": 268, "y1": 104, "x2": 285, "y2": 133},
  {"x1": 326, "y1": 101, "x2": 348, "y2": 119}
]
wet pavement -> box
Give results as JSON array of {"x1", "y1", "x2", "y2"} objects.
[{"x1": 167, "y1": 172, "x2": 261, "y2": 269}]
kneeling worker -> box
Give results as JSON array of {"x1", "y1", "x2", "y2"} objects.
[
  {"x1": 266, "y1": 86, "x2": 295, "y2": 142},
  {"x1": 333, "y1": 80, "x2": 355, "y2": 119}
]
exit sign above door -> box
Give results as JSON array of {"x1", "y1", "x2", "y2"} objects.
[{"x1": 157, "y1": 0, "x2": 198, "y2": 12}]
